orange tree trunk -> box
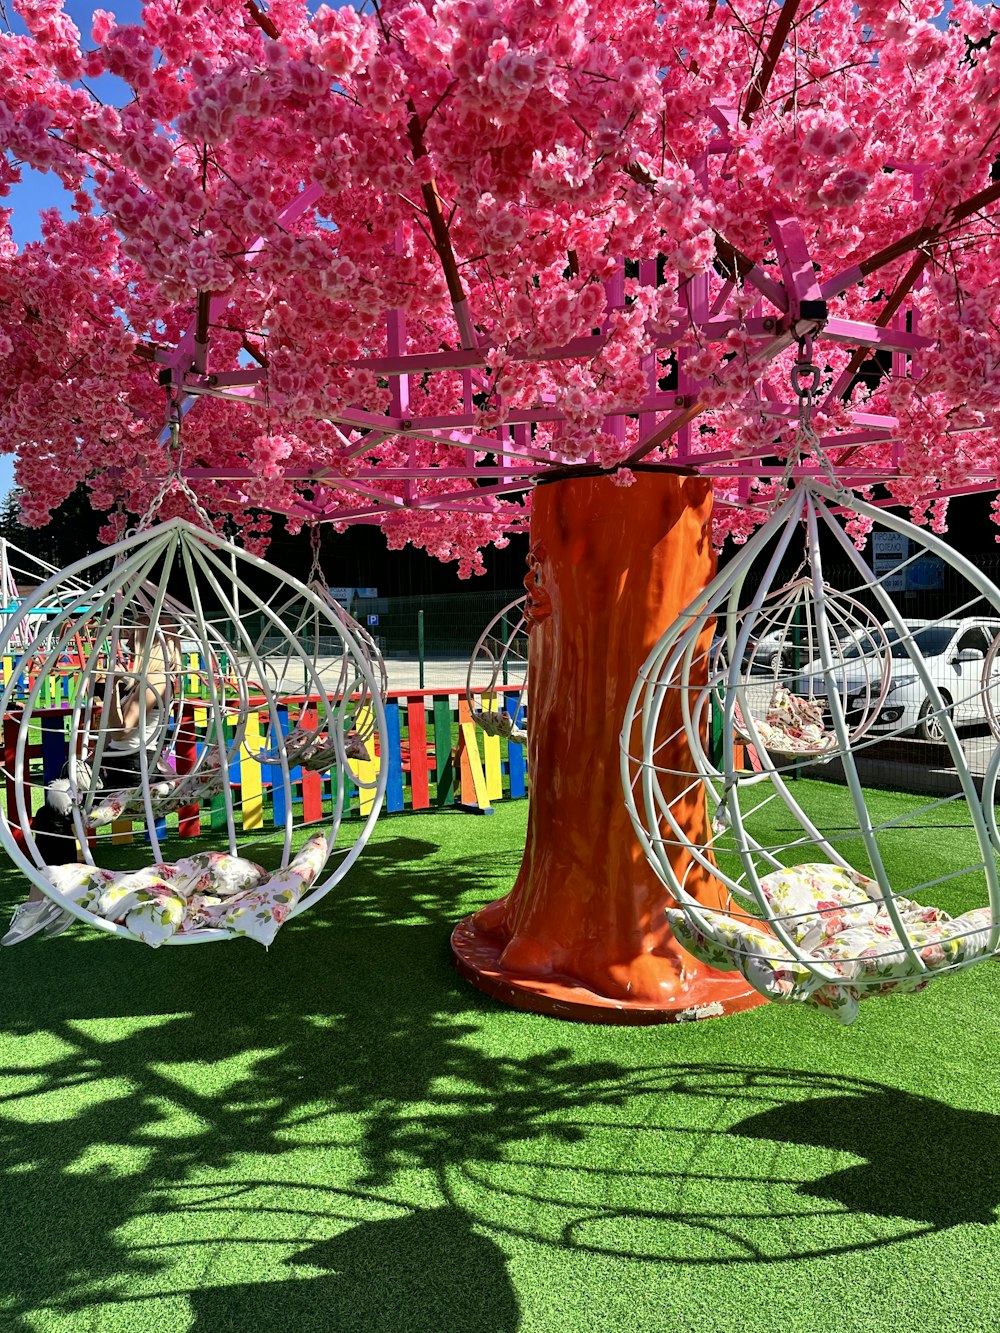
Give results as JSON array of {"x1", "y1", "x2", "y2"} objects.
[{"x1": 451, "y1": 469, "x2": 764, "y2": 1024}]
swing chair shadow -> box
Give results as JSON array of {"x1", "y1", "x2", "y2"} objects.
[
  {"x1": 2, "y1": 1026, "x2": 999, "y2": 1332},
  {"x1": 730, "y1": 1087, "x2": 1000, "y2": 1228}
]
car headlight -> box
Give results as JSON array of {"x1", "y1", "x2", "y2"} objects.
[{"x1": 887, "y1": 675, "x2": 917, "y2": 692}]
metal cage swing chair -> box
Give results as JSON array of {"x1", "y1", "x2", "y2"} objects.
[
  {"x1": 621, "y1": 348, "x2": 1000, "y2": 1024},
  {"x1": 0, "y1": 472, "x2": 387, "y2": 950},
  {"x1": 0, "y1": 536, "x2": 92, "y2": 660},
  {"x1": 251, "y1": 524, "x2": 388, "y2": 774},
  {"x1": 466, "y1": 595, "x2": 528, "y2": 744}
]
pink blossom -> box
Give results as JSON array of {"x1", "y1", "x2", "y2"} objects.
[{"x1": 0, "y1": 0, "x2": 994, "y2": 569}]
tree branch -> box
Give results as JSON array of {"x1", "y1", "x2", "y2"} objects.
[{"x1": 743, "y1": 0, "x2": 802, "y2": 124}]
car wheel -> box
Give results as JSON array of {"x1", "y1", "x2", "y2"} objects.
[{"x1": 917, "y1": 693, "x2": 952, "y2": 742}]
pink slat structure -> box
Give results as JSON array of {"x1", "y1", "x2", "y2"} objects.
[{"x1": 117, "y1": 4, "x2": 997, "y2": 526}]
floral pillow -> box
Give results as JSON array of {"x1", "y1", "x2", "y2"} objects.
[
  {"x1": 473, "y1": 709, "x2": 528, "y2": 745},
  {"x1": 198, "y1": 833, "x2": 331, "y2": 947},
  {"x1": 737, "y1": 687, "x2": 836, "y2": 757},
  {"x1": 760, "y1": 862, "x2": 883, "y2": 946},
  {"x1": 667, "y1": 863, "x2": 1000, "y2": 1025},
  {"x1": 258, "y1": 725, "x2": 371, "y2": 772},
  {"x1": 665, "y1": 907, "x2": 830, "y2": 1001},
  {"x1": 87, "y1": 753, "x2": 225, "y2": 825},
  {"x1": 41, "y1": 838, "x2": 329, "y2": 948}
]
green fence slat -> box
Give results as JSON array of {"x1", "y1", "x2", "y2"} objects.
[{"x1": 433, "y1": 698, "x2": 455, "y2": 807}]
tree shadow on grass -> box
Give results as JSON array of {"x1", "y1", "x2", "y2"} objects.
[
  {"x1": 1, "y1": 825, "x2": 999, "y2": 1326},
  {"x1": 0, "y1": 830, "x2": 583, "y2": 1328}
]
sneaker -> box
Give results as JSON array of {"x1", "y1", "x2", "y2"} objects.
[{"x1": 1, "y1": 898, "x2": 73, "y2": 946}]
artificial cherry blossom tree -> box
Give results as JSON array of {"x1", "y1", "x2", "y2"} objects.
[{"x1": 1, "y1": 0, "x2": 999, "y2": 1019}]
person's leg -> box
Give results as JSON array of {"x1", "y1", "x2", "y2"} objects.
[{"x1": 100, "y1": 752, "x2": 143, "y2": 790}]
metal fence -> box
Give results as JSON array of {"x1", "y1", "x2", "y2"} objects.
[
  {"x1": 248, "y1": 587, "x2": 527, "y2": 691},
  {"x1": 242, "y1": 543, "x2": 1000, "y2": 801}
]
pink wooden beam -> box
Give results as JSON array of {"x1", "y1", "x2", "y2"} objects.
[
  {"x1": 769, "y1": 210, "x2": 826, "y2": 328},
  {"x1": 625, "y1": 322, "x2": 800, "y2": 463},
  {"x1": 353, "y1": 466, "x2": 546, "y2": 481},
  {"x1": 161, "y1": 182, "x2": 323, "y2": 375},
  {"x1": 821, "y1": 318, "x2": 932, "y2": 352},
  {"x1": 386, "y1": 239, "x2": 410, "y2": 419}
]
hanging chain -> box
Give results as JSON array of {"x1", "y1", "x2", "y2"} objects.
[
  {"x1": 133, "y1": 396, "x2": 216, "y2": 534},
  {"x1": 774, "y1": 336, "x2": 850, "y2": 504},
  {"x1": 307, "y1": 523, "x2": 325, "y2": 586}
]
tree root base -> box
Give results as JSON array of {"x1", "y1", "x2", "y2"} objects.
[{"x1": 450, "y1": 914, "x2": 767, "y2": 1026}]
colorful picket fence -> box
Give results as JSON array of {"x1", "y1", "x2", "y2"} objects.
[
  {"x1": 1, "y1": 649, "x2": 229, "y2": 707},
  {"x1": 2, "y1": 684, "x2": 529, "y2": 847}
]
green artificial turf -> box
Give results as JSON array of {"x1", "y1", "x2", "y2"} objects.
[{"x1": 1, "y1": 783, "x2": 999, "y2": 1332}]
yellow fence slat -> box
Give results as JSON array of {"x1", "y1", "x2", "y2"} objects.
[
  {"x1": 241, "y1": 710, "x2": 264, "y2": 830},
  {"x1": 480, "y1": 692, "x2": 503, "y2": 803},
  {"x1": 352, "y1": 704, "x2": 381, "y2": 815},
  {"x1": 111, "y1": 818, "x2": 133, "y2": 845},
  {"x1": 459, "y1": 721, "x2": 491, "y2": 809}
]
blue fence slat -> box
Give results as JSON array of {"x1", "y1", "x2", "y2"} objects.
[
  {"x1": 146, "y1": 815, "x2": 168, "y2": 846},
  {"x1": 40, "y1": 714, "x2": 67, "y2": 783},
  {"x1": 269, "y1": 708, "x2": 292, "y2": 828},
  {"x1": 505, "y1": 695, "x2": 526, "y2": 799},
  {"x1": 384, "y1": 701, "x2": 405, "y2": 813}
]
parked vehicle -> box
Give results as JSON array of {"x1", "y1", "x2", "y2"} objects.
[{"x1": 794, "y1": 618, "x2": 1000, "y2": 742}]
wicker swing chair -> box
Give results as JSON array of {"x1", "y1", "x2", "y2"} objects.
[
  {"x1": 251, "y1": 529, "x2": 388, "y2": 774},
  {"x1": 466, "y1": 595, "x2": 528, "y2": 744},
  {"x1": 718, "y1": 572, "x2": 893, "y2": 763},
  {"x1": 622, "y1": 479, "x2": 1000, "y2": 1024},
  {"x1": 0, "y1": 515, "x2": 387, "y2": 949}
]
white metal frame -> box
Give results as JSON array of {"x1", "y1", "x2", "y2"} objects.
[
  {"x1": 620, "y1": 482, "x2": 1000, "y2": 992},
  {"x1": 0, "y1": 518, "x2": 388, "y2": 945}
]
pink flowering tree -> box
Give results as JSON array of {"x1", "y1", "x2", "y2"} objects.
[{"x1": 2, "y1": 0, "x2": 999, "y2": 1019}]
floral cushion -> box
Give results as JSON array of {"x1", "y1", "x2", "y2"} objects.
[
  {"x1": 88, "y1": 754, "x2": 225, "y2": 824},
  {"x1": 200, "y1": 833, "x2": 330, "y2": 946},
  {"x1": 666, "y1": 907, "x2": 838, "y2": 998},
  {"x1": 43, "y1": 835, "x2": 332, "y2": 948},
  {"x1": 257, "y1": 725, "x2": 370, "y2": 772},
  {"x1": 737, "y1": 687, "x2": 836, "y2": 757},
  {"x1": 667, "y1": 863, "x2": 999, "y2": 1025},
  {"x1": 760, "y1": 862, "x2": 883, "y2": 946}
]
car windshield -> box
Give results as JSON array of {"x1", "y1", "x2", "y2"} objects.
[{"x1": 843, "y1": 626, "x2": 954, "y2": 660}]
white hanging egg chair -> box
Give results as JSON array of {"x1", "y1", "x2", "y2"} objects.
[
  {"x1": 466, "y1": 596, "x2": 528, "y2": 743},
  {"x1": 0, "y1": 516, "x2": 387, "y2": 948},
  {"x1": 0, "y1": 536, "x2": 91, "y2": 660},
  {"x1": 718, "y1": 573, "x2": 892, "y2": 761},
  {"x1": 621, "y1": 480, "x2": 1000, "y2": 1024}
]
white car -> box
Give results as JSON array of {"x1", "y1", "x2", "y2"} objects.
[{"x1": 794, "y1": 618, "x2": 1000, "y2": 742}]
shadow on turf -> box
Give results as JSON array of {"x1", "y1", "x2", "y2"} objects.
[
  {"x1": 1, "y1": 830, "x2": 999, "y2": 1324},
  {"x1": 186, "y1": 1205, "x2": 519, "y2": 1333},
  {"x1": 731, "y1": 1087, "x2": 1000, "y2": 1226}
]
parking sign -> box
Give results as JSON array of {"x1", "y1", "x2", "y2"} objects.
[{"x1": 871, "y1": 531, "x2": 908, "y2": 592}]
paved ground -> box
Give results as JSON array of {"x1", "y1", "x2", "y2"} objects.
[{"x1": 247, "y1": 654, "x2": 521, "y2": 695}]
